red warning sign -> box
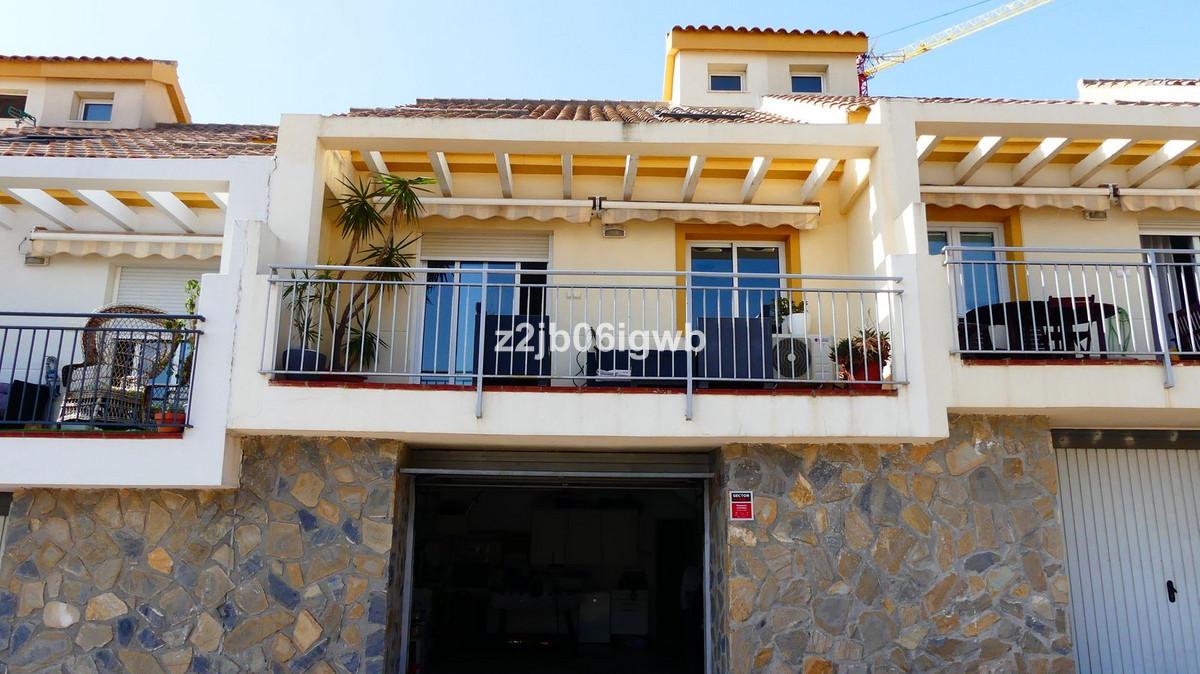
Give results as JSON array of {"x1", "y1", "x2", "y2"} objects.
[{"x1": 729, "y1": 491, "x2": 754, "y2": 520}]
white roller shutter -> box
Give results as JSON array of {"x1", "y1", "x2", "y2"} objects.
[
  {"x1": 1057, "y1": 446, "x2": 1200, "y2": 673},
  {"x1": 419, "y1": 230, "x2": 551, "y2": 262},
  {"x1": 114, "y1": 266, "x2": 215, "y2": 314}
]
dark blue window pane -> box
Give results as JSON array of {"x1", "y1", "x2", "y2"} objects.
[
  {"x1": 736, "y1": 247, "x2": 782, "y2": 318},
  {"x1": 709, "y1": 74, "x2": 742, "y2": 92},
  {"x1": 790, "y1": 76, "x2": 823, "y2": 93},
  {"x1": 691, "y1": 247, "x2": 734, "y2": 318},
  {"x1": 927, "y1": 231, "x2": 949, "y2": 255},
  {"x1": 81, "y1": 103, "x2": 113, "y2": 122}
]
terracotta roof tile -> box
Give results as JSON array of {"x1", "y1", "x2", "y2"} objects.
[
  {"x1": 768, "y1": 93, "x2": 1200, "y2": 109},
  {"x1": 345, "y1": 99, "x2": 799, "y2": 124},
  {"x1": 1081, "y1": 78, "x2": 1200, "y2": 87},
  {"x1": 0, "y1": 124, "x2": 276, "y2": 159},
  {"x1": 670, "y1": 25, "x2": 867, "y2": 38},
  {"x1": 0, "y1": 55, "x2": 176, "y2": 65}
]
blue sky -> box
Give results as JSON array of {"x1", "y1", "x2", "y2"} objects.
[{"x1": 3, "y1": 0, "x2": 1195, "y2": 124}]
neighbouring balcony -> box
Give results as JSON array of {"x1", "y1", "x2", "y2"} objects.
[
  {"x1": 261, "y1": 265, "x2": 908, "y2": 417},
  {"x1": 0, "y1": 309, "x2": 203, "y2": 435},
  {"x1": 944, "y1": 245, "x2": 1200, "y2": 387}
]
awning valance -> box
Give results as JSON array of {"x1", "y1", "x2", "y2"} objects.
[
  {"x1": 921, "y1": 186, "x2": 1200, "y2": 213},
  {"x1": 921, "y1": 186, "x2": 1111, "y2": 211},
  {"x1": 28, "y1": 232, "x2": 223, "y2": 260},
  {"x1": 419, "y1": 197, "x2": 820, "y2": 230}
]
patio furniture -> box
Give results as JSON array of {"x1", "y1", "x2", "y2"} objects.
[
  {"x1": 1171, "y1": 304, "x2": 1200, "y2": 355},
  {"x1": 694, "y1": 316, "x2": 774, "y2": 384},
  {"x1": 0, "y1": 380, "x2": 54, "y2": 427},
  {"x1": 963, "y1": 299, "x2": 1118, "y2": 355},
  {"x1": 58, "y1": 305, "x2": 177, "y2": 427},
  {"x1": 1047, "y1": 296, "x2": 1106, "y2": 352}
]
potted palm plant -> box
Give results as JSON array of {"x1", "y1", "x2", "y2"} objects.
[
  {"x1": 830, "y1": 327, "x2": 891, "y2": 389},
  {"x1": 277, "y1": 174, "x2": 432, "y2": 375}
]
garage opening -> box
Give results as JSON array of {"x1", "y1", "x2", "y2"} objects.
[{"x1": 400, "y1": 451, "x2": 711, "y2": 674}]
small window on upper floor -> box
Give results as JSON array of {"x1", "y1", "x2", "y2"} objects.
[
  {"x1": 708, "y1": 65, "x2": 746, "y2": 93},
  {"x1": 0, "y1": 94, "x2": 27, "y2": 118},
  {"x1": 790, "y1": 75, "x2": 824, "y2": 93},
  {"x1": 74, "y1": 92, "x2": 114, "y2": 122}
]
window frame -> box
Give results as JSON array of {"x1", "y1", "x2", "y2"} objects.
[
  {"x1": 0, "y1": 92, "x2": 28, "y2": 119},
  {"x1": 700, "y1": 67, "x2": 739, "y2": 92},
  {"x1": 789, "y1": 73, "x2": 825, "y2": 94},
  {"x1": 928, "y1": 224, "x2": 1008, "y2": 314},
  {"x1": 687, "y1": 241, "x2": 786, "y2": 319},
  {"x1": 76, "y1": 97, "x2": 114, "y2": 122}
]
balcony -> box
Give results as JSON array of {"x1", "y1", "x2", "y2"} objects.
[
  {"x1": 942, "y1": 245, "x2": 1200, "y2": 425},
  {"x1": 238, "y1": 265, "x2": 929, "y2": 444},
  {"x1": 0, "y1": 309, "x2": 202, "y2": 435}
]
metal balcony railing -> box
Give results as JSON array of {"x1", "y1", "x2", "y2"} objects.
[
  {"x1": 944, "y1": 246, "x2": 1200, "y2": 387},
  {"x1": 263, "y1": 265, "x2": 907, "y2": 418},
  {"x1": 0, "y1": 311, "x2": 203, "y2": 431}
]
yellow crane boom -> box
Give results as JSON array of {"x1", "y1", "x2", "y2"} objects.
[{"x1": 860, "y1": 0, "x2": 1054, "y2": 83}]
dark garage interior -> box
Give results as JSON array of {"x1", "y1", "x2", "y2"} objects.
[{"x1": 407, "y1": 477, "x2": 706, "y2": 674}]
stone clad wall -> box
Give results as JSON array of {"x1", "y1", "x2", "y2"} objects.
[
  {"x1": 0, "y1": 436, "x2": 405, "y2": 674},
  {"x1": 718, "y1": 415, "x2": 1074, "y2": 674}
]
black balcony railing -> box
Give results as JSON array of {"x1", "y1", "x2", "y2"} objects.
[{"x1": 0, "y1": 310, "x2": 203, "y2": 431}]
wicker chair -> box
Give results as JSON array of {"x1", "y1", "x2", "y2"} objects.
[{"x1": 58, "y1": 305, "x2": 178, "y2": 427}]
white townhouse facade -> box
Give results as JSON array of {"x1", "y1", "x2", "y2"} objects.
[{"x1": 0, "y1": 26, "x2": 1199, "y2": 674}]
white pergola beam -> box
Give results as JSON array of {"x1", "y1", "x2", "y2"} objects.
[
  {"x1": 838, "y1": 158, "x2": 870, "y2": 214},
  {"x1": 1070, "y1": 138, "x2": 1133, "y2": 186},
  {"x1": 143, "y1": 191, "x2": 197, "y2": 233},
  {"x1": 561, "y1": 154, "x2": 573, "y2": 199},
  {"x1": 1128, "y1": 139, "x2": 1199, "y2": 187},
  {"x1": 205, "y1": 191, "x2": 228, "y2": 211},
  {"x1": 681, "y1": 155, "x2": 705, "y2": 202},
  {"x1": 361, "y1": 150, "x2": 389, "y2": 175},
  {"x1": 798, "y1": 158, "x2": 837, "y2": 203},
  {"x1": 0, "y1": 203, "x2": 16, "y2": 230},
  {"x1": 2, "y1": 188, "x2": 76, "y2": 230},
  {"x1": 73, "y1": 189, "x2": 138, "y2": 232},
  {"x1": 1012, "y1": 137, "x2": 1069, "y2": 186},
  {"x1": 1185, "y1": 163, "x2": 1200, "y2": 189},
  {"x1": 916, "y1": 134, "x2": 942, "y2": 163},
  {"x1": 427, "y1": 151, "x2": 453, "y2": 197},
  {"x1": 495, "y1": 152, "x2": 513, "y2": 199},
  {"x1": 953, "y1": 136, "x2": 1006, "y2": 185},
  {"x1": 740, "y1": 156, "x2": 771, "y2": 204},
  {"x1": 622, "y1": 155, "x2": 639, "y2": 201}
]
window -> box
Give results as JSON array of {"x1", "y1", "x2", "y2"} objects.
[
  {"x1": 0, "y1": 94, "x2": 27, "y2": 119},
  {"x1": 929, "y1": 225, "x2": 1006, "y2": 313},
  {"x1": 689, "y1": 242, "x2": 784, "y2": 319},
  {"x1": 79, "y1": 100, "x2": 113, "y2": 122},
  {"x1": 1140, "y1": 232, "x2": 1200, "y2": 350},
  {"x1": 708, "y1": 73, "x2": 743, "y2": 92},
  {"x1": 790, "y1": 75, "x2": 824, "y2": 93},
  {"x1": 420, "y1": 260, "x2": 548, "y2": 383}
]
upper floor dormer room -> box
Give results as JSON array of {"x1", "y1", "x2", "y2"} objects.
[
  {"x1": 0, "y1": 55, "x2": 190, "y2": 129},
  {"x1": 663, "y1": 25, "x2": 867, "y2": 108}
]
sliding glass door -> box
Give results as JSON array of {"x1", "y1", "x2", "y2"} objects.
[
  {"x1": 420, "y1": 261, "x2": 546, "y2": 383},
  {"x1": 689, "y1": 243, "x2": 784, "y2": 320}
]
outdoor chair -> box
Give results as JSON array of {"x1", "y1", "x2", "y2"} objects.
[
  {"x1": 1171, "y1": 305, "x2": 1200, "y2": 356},
  {"x1": 1047, "y1": 295, "x2": 1098, "y2": 354},
  {"x1": 58, "y1": 305, "x2": 177, "y2": 427}
]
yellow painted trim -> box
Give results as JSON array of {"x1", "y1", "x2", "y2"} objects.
[
  {"x1": 927, "y1": 205, "x2": 1028, "y2": 300},
  {"x1": 663, "y1": 29, "x2": 868, "y2": 99},
  {"x1": 0, "y1": 59, "x2": 190, "y2": 123},
  {"x1": 673, "y1": 223, "x2": 802, "y2": 322}
]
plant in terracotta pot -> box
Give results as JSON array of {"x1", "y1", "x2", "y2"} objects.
[
  {"x1": 830, "y1": 327, "x2": 891, "y2": 388},
  {"x1": 151, "y1": 400, "x2": 187, "y2": 433}
]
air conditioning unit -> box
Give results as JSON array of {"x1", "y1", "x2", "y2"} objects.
[{"x1": 771, "y1": 334, "x2": 837, "y2": 381}]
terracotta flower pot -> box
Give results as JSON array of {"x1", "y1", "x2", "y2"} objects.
[
  {"x1": 848, "y1": 361, "x2": 883, "y2": 391},
  {"x1": 153, "y1": 411, "x2": 186, "y2": 433}
]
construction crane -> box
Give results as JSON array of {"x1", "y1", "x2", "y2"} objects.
[{"x1": 858, "y1": 0, "x2": 1054, "y2": 95}]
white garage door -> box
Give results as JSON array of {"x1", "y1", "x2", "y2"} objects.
[{"x1": 1057, "y1": 446, "x2": 1200, "y2": 673}]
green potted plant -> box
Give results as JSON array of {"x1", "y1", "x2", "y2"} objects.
[
  {"x1": 773, "y1": 296, "x2": 807, "y2": 335},
  {"x1": 151, "y1": 399, "x2": 187, "y2": 433},
  {"x1": 277, "y1": 174, "x2": 432, "y2": 374},
  {"x1": 830, "y1": 327, "x2": 891, "y2": 389}
]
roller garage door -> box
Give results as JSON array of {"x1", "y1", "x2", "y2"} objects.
[{"x1": 1055, "y1": 432, "x2": 1200, "y2": 673}]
